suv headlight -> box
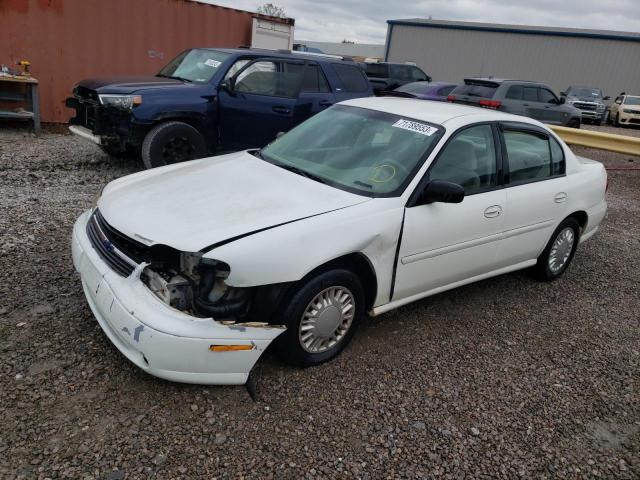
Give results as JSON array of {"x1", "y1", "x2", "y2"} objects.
[{"x1": 98, "y1": 94, "x2": 142, "y2": 110}]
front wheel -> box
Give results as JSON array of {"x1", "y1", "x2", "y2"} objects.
[
  {"x1": 567, "y1": 118, "x2": 581, "y2": 129},
  {"x1": 273, "y1": 269, "x2": 364, "y2": 367},
  {"x1": 141, "y1": 121, "x2": 206, "y2": 169},
  {"x1": 614, "y1": 114, "x2": 621, "y2": 128},
  {"x1": 534, "y1": 218, "x2": 580, "y2": 281}
]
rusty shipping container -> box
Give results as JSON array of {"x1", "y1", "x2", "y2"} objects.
[{"x1": 0, "y1": 0, "x2": 292, "y2": 123}]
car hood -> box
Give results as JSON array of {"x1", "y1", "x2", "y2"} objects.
[
  {"x1": 569, "y1": 96, "x2": 603, "y2": 104},
  {"x1": 78, "y1": 76, "x2": 187, "y2": 94},
  {"x1": 98, "y1": 151, "x2": 370, "y2": 252}
]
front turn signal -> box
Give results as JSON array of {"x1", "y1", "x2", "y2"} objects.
[{"x1": 209, "y1": 344, "x2": 254, "y2": 352}]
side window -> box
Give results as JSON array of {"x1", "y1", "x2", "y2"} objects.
[
  {"x1": 235, "y1": 61, "x2": 303, "y2": 98},
  {"x1": 410, "y1": 67, "x2": 428, "y2": 81},
  {"x1": 523, "y1": 87, "x2": 538, "y2": 102},
  {"x1": 429, "y1": 125, "x2": 497, "y2": 195},
  {"x1": 332, "y1": 64, "x2": 369, "y2": 93},
  {"x1": 504, "y1": 130, "x2": 553, "y2": 183},
  {"x1": 538, "y1": 88, "x2": 557, "y2": 104},
  {"x1": 390, "y1": 65, "x2": 411, "y2": 81},
  {"x1": 437, "y1": 85, "x2": 455, "y2": 97},
  {"x1": 505, "y1": 85, "x2": 523, "y2": 100},
  {"x1": 224, "y1": 59, "x2": 250, "y2": 80},
  {"x1": 300, "y1": 64, "x2": 331, "y2": 93}
]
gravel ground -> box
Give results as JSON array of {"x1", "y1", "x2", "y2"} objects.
[{"x1": 0, "y1": 124, "x2": 639, "y2": 479}]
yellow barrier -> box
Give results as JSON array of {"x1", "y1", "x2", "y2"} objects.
[{"x1": 548, "y1": 125, "x2": 640, "y2": 157}]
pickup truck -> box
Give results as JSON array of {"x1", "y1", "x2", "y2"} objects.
[
  {"x1": 66, "y1": 48, "x2": 373, "y2": 168},
  {"x1": 561, "y1": 86, "x2": 610, "y2": 125},
  {"x1": 362, "y1": 62, "x2": 431, "y2": 95}
]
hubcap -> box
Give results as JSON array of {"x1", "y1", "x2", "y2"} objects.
[
  {"x1": 548, "y1": 227, "x2": 575, "y2": 273},
  {"x1": 299, "y1": 286, "x2": 355, "y2": 354},
  {"x1": 162, "y1": 136, "x2": 195, "y2": 164}
]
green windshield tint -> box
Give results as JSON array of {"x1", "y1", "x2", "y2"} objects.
[{"x1": 261, "y1": 105, "x2": 442, "y2": 196}]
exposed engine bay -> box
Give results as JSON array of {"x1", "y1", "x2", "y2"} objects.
[{"x1": 141, "y1": 251, "x2": 250, "y2": 320}]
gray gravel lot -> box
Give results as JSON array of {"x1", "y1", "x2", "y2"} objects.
[{"x1": 1, "y1": 124, "x2": 639, "y2": 479}]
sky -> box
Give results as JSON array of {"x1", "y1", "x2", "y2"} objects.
[{"x1": 209, "y1": 0, "x2": 640, "y2": 44}]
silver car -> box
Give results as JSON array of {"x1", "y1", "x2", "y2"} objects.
[{"x1": 448, "y1": 78, "x2": 582, "y2": 128}]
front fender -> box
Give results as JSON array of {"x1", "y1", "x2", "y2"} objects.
[{"x1": 205, "y1": 200, "x2": 404, "y2": 307}]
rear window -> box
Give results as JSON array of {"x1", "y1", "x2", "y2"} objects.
[
  {"x1": 364, "y1": 63, "x2": 387, "y2": 77},
  {"x1": 452, "y1": 82, "x2": 498, "y2": 99},
  {"x1": 332, "y1": 64, "x2": 370, "y2": 93}
]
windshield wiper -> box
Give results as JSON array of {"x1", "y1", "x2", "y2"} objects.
[
  {"x1": 157, "y1": 73, "x2": 192, "y2": 83},
  {"x1": 354, "y1": 180, "x2": 372, "y2": 189},
  {"x1": 277, "y1": 164, "x2": 327, "y2": 184}
]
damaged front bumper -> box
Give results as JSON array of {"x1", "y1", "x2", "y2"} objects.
[{"x1": 71, "y1": 210, "x2": 285, "y2": 385}]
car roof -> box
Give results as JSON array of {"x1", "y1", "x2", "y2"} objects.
[
  {"x1": 203, "y1": 47, "x2": 353, "y2": 63},
  {"x1": 340, "y1": 96, "x2": 537, "y2": 126},
  {"x1": 466, "y1": 77, "x2": 542, "y2": 85}
]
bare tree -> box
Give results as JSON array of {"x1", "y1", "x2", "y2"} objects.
[{"x1": 256, "y1": 3, "x2": 287, "y2": 18}]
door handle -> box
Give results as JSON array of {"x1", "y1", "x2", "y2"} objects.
[
  {"x1": 484, "y1": 205, "x2": 502, "y2": 218},
  {"x1": 272, "y1": 106, "x2": 291, "y2": 114},
  {"x1": 319, "y1": 100, "x2": 333, "y2": 107},
  {"x1": 554, "y1": 192, "x2": 568, "y2": 203}
]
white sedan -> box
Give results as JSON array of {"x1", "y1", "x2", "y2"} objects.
[{"x1": 72, "y1": 98, "x2": 607, "y2": 385}]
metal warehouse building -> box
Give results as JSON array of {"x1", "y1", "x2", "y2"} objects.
[{"x1": 384, "y1": 19, "x2": 640, "y2": 97}]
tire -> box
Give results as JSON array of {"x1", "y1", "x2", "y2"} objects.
[
  {"x1": 594, "y1": 120, "x2": 602, "y2": 126},
  {"x1": 141, "y1": 121, "x2": 206, "y2": 169},
  {"x1": 273, "y1": 269, "x2": 364, "y2": 367},
  {"x1": 567, "y1": 118, "x2": 581, "y2": 129},
  {"x1": 614, "y1": 113, "x2": 621, "y2": 128},
  {"x1": 533, "y1": 217, "x2": 581, "y2": 281}
]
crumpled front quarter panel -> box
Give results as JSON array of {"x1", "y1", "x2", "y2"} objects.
[{"x1": 206, "y1": 199, "x2": 404, "y2": 307}]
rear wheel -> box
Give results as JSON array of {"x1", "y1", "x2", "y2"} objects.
[
  {"x1": 534, "y1": 218, "x2": 580, "y2": 281},
  {"x1": 273, "y1": 269, "x2": 364, "y2": 367},
  {"x1": 141, "y1": 121, "x2": 206, "y2": 169}
]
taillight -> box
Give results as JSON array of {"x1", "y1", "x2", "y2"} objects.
[
  {"x1": 479, "y1": 99, "x2": 502, "y2": 109},
  {"x1": 447, "y1": 95, "x2": 455, "y2": 102}
]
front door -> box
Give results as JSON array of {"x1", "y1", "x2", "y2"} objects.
[
  {"x1": 538, "y1": 88, "x2": 567, "y2": 125},
  {"x1": 217, "y1": 58, "x2": 304, "y2": 150},
  {"x1": 393, "y1": 124, "x2": 507, "y2": 300}
]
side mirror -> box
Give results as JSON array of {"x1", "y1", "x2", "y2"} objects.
[
  {"x1": 559, "y1": 96, "x2": 566, "y2": 105},
  {"x1": 603, "y1": 96, "x2": 611, "y2": 100},
  {"x1": 419, "y1": 180, "x2": 465, "y2": 205},
  {"x1": 220, "y1": 78, "x2": 235, "y2": 96}
]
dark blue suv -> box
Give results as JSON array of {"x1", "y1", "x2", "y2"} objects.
[{"x1": 66, "y1": 48, "x2": 373, "y2": 168}]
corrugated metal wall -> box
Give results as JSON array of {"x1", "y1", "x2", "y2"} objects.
[
  {"x1": 386, "y1": 24, "x2": 640, "y2": 98},
  {"x1": 0, "y1": 0, "x2": 255, "y2": 122}
]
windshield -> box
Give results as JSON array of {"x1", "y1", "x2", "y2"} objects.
[
  {"x1": 567, "y1": 87, "x2": 602, "y2": 99},
  {"x1": 158, "y1": 49, "x2": 230, "y2": 84},
  {"x1": 624, "y1": 96, "x2": 640, "y2": 105},
  {"x1": 260, "y1": 105, "x2": 443, "y2": 196},
  {"x1": 396, "y1": 82, "x2": 431, "y2": 94}
]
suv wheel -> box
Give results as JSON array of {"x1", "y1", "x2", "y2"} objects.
[
  {"x1": 273, "y1": 269, "x2": 364, "y2": 367},
  {"x1": 534, "y1": 218, "x2": 580, "y2": 281},
  {"x1": 141, "y1": 121, "x2": 206, "y2": 169},
  {"x1": 567, "y1": 118, "x2": 581, "y2": 129},
  {"x1": 614, "y1": 113, "x2": 621, "y2": 128}
]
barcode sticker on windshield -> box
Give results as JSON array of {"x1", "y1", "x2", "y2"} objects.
[
  {"x1": 204, "y1": 59, "x2": 222, "y2": 68},
  {"x1": 392, "y1": 119, "x2": 438, "y2": 136}
]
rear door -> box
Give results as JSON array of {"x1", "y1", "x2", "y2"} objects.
[
  {"x1": 521, "y1": 86, "x2": 546, "y2": 121},
  {"x1": 495, "y1": 122, "x2": 568, "y2": 267},
  {"x1": 292, "y1": 62, "x2": 336, "y2": 126},
  {"x1": 217, "y1": 57, "x2": 304, "y2": 150}
]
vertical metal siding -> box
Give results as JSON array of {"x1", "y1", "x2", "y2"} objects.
[
  {"x1": 0, "y1": 0, "x2": 255, "y2": 122},
  {"x1": 387, "y1": 25, "x2": 640, "y2": 98}
]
